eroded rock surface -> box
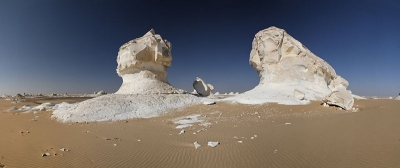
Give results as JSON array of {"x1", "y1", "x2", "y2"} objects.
[
  {"x1": 227, "y1": 26, "x2": 354, "y2": 108},
  {"x1": 249, "y1": 26, "x2": 338, "y2": 89},
  {"x1": 324, "y1": 88, "x2": 354, "y2": 110},
  {"x1": 193, "y1": 77, "x2": 214, "y2": 97},
  {"x1": 115, "y1": 29, "x2": 185, "y2": 94},
  {"x1": 51, "y1": 29, "x2": 213, "y2": 123}
]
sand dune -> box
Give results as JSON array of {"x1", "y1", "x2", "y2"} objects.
[{"x1": 1, "y1": 98, "x2": 400, "y2": 167}]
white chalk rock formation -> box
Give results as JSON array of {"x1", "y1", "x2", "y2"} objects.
[
  {"x1": 395, "y1": 95, "x2": 400, "y2": 100},
  {"x1": 324, "y1": 88, "x2": 354, "y2": 110},
  {"x1": 226, "y1": 26, "x2": 354, "y2": 107},
  {"x1": 115, "y1": 29, "x2": 185, "y2": 94},
  {"x1": 193, "y1": 77, "x2": 213, "y2": 97},
  {"x1": 324, "y1": 76, "x2": 354, "y2": 109},
  {"x1": 52, "y1": 29, "x2": 214, "y2": 122}
]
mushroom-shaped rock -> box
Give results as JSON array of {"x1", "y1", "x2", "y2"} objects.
[
  {"x1": 115, "y1": 29, "x2": 185, "y2": 94},
  {"x1": 324, "y1": 88, "x2": 354, "y2": 110},
  {"x1": 193, "y1": 77, "x2": 211, "y2": 97}
]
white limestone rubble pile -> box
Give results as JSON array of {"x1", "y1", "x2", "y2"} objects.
[{"x1": 225, "y1": 26, "x2": 354, "y2": 109}]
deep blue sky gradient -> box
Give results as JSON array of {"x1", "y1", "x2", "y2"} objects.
[{"x1": 1, "y1": 0, "x2": 399, "y2": 96}]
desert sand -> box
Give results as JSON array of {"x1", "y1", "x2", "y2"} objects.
[{"x1": 1, "y1": 97, "x2": 399, "y2": 168}]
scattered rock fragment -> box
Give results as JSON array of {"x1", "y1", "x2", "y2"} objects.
[
  {"x1": 59, "y1": 148, "x2": 68, "y2": 152},
  {"x1": 41, "y1": 153, "x2": 51, "y2": 157},
  {"x1": 208, "y1": 141, "x2": 219, "y2": 147},
  {"x1": 194, "y1": 142, "x2": 201, "y2": 149},
  {"x1": 294, "y1": 89, "x2": 305, "y2": 100},
  {"x1": 179, "y1": 130, "x2": 185, "y2": 134}
]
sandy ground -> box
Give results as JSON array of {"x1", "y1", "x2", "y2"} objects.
[{"x1": 0, "y1": 97, "x2": 399, "y2": 168}]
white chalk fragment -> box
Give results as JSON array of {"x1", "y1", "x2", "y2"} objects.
[
  {"x1": 42, "y1": 152, "x2": 51, "y2": 157},
  {"x1": 113, "y1": 144, "x2": 117, "y2": 146},
  {"x1": 194, "y1": 141, "x2": 201, "y2": 149},
  {"x1": 285, "y1": 123, "x2": 291, "y2": 125},
  {"x1": 179, "y1": 130, "x2": 185, "y2": 134},
  {"x1": 238, "y1": 141, "x2": 243, "y2": 143},
  {"x1": 274, "y1": 149, "x2": 278, "y2": 153},
  {"x1": 59, "y1": 148, "x2": 68, "y2": 152},
  {"x1": 251, "y1": 137, "x2": 254, "y2": 139},
  {"x1": 208, "y1": 141, "x2": 219, "y2": 147},
  {"x1": 203, "y1": 101, "x2": 215, "y2": 105},
  {"x1": 254, "y1": 135, "x2": 258, "y2": 138}
]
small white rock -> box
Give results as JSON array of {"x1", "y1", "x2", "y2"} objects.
[
  {"x1": 208, "y1": 141, "x2": 219, "y2": 147},
  {"x1": 203, "y1": 101, "x2": 216, "y2": 105},
  {"x1": 285, "y1": 123, "x2": 291, "y2": 125},
  {"x1": 42, "y1": 152, "x2": 51, "y2": 157},
  {"x1": 179, "y1": 130, "x2": 185, "y2": 134},
  {"x1": 194, "y1": 141, "x2": 201, "y2": 149}
]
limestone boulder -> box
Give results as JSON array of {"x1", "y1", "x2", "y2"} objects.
[
  {"x1": 115, "y1": 29, "x2": 185, "y2": 94},
  {"x1": 395, "y1": 95, "x2": 400, "y2": 100},
  {"x1": 193, "y1": 77, "x2": 213, "y2": 97},
  {"x1": 324, "y1": 88, "x2": 354, "y2": 110}
]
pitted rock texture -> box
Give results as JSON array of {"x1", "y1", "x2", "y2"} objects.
[
  {"x1": 115, "y1": 29, "x2": 184, "y2": 94},
  {"x1": 249, "y1": 26, "x2": 337, "y2": 87},
  {"x1": 229, "y1": 26, "x2": 354, "y2": 109}
]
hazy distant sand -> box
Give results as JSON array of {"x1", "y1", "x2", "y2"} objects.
[{"x1": 1, "y1": 98, "x2": 399, "y2": 167}]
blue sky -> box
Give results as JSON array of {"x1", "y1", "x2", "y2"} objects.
[{"x1": 0, "y1": 0, "x2": 399, "y2": 96}]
